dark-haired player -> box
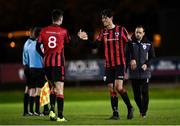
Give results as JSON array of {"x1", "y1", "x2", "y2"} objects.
[
  {"x1": 78, "y1": 9, "x2": 134, "y2": 120},
  {"x1": 36, "y1": 9, "x2": 74, "y2": 122}
]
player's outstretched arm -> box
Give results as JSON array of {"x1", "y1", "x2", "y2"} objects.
[
  {"x1": 78, "y1": 29, "x2": 88, "y2": 40},
  {"x1": 77, "y1": 29, "x2": 100, "y2": 49}
]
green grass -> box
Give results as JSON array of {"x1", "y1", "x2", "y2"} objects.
[{"x1": 0, "y1": 85, "x2": 180, "y2": 125}]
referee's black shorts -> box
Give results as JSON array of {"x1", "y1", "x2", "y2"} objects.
[
  {"x1": 28, "y1": 68, "x2": 46, "y2": 88},
  {"x1": 104, "y1": 65, "x2": 125, "y2": 85},
  {"x1": 24, "y1": 67, "x2": 30, "y2": 87},
  {"x1": 44, "y1": 66, "x2": 64, "y2": 86}
]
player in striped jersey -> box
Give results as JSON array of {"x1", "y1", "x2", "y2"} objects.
[
  {"x1": 36, "y1": 9, "x2": 71, "y2": 122},
  {"x1": 78, "y1": 9, "x2": 134, "y2": 120}
]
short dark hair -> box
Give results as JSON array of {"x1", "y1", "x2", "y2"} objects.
[
  {"x1": 30, "y1": 27, "x2": 41, "y2": 38},
  {"x1": 136, "y1": 25, "x2": 145, "y2": 32},
  {"x1": 34, "y1": 27, "x2": 41, "y2": 38},
  {"x1": 100, "y1": 9, "x2": 114, "y2": 18},
  {"x1": 51, "y1": 9, "x2": 64, "y2": 22}
]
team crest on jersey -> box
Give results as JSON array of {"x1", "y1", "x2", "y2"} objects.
[
  {"x1": 142, "y1": 44, "x2": 147, "y2": 50},
  {"x1": 115, "y1": 32, "x2": 119, "y2": 36}
]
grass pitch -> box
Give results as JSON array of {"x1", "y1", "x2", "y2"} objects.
[{"x1": 0, "y1": 84, "x2": 180, "y2": 125}]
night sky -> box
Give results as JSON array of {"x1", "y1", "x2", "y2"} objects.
[{"x1": 0, "y1": 0, "x2": 179, "y2": 62}]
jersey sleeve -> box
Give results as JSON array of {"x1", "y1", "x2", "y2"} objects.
[
  {"x1": 36, "y1": 30, "x2": 44, "y2": 57},
  {"x1": 96, "y1": 29, "x2": 103, "y2": 42},
  {"x1": 22, "y1": 42, "x2": 29, "y2": 66},
  {"x1": 121, "y1": 27, "x2": 129, "y2": 43},
  {"x1": 65, "y1": 30, "x2": 71, "y2": 44}
]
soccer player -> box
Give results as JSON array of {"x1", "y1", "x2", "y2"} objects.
[
  {"x1": 127, "y1": 25, "x2": 155, "y2": 118},
  {"x1": 22, "y1": 27, "x2": 49, "y2": 116},
  {"x1": 78, "y1": 9, "x2": 134, "y2": 120},
  {"x1": 36, "y1": 9, "x2": 72, "y2": 122}
]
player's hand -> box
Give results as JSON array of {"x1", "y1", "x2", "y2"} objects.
[
  {"x1": 78, "y1": 29, "x2": 88, "y2": 40},
  {"x1": 130, "y1": 59, "x2": 137, "y2": 70},
  {"x1": 127, "y1": 34, "x2": 132, "y2": 41},
  {"x1": 141, "y1": 64, "x2": 147, "y2": 71},
  {"x1": 124, "y1": 72, "x2": 129, "y2": 80}
]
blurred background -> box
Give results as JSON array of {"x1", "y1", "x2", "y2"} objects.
[{"x1": 0, "y1": 0, "x2": 180, "y2": 88}]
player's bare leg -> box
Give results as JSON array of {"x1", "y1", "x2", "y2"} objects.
[
  {"x1": 115, "y1": 80, "x2": 134, "y2": 119},
  {"x1": 55, "y1": 82, "x2": 67, "y2": 122}
]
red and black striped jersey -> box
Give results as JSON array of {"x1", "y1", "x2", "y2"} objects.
[
  {"x1": 96, "y1": 25, "x2": 129, "y2": 68},
  {"x1": 38, "y1": 24, "x2": 70, "y2": 67}
]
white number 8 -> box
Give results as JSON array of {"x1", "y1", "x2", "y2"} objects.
[{"x1": 48, "y1": 36, "x2": 57, "y2": 48}]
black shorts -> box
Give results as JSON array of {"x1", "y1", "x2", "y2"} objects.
[
  {"x1": 45, "y1": 66, "x2": 64, "y2": 86},
  {"x1": 28, "y1": 68, "x2": 46, "y2": 88},
  {"x1": 104, "y1": 65, "x2": 125, "y2": 84},
  {"x1": 24, "y1": 67, "x2": 30, "y2": 87}
]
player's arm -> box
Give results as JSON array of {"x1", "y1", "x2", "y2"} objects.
[
  {"x1": 122, "y1": 27, "x2": 137, "y2": 70},
  {"x1": 36, "y1": 33, "x2": 44, "y2": 57},
  {"x1": 121, "y1": 27, "x2": 134, "y2": 58},
  {"x1": 22, "y1": 42, "x2": 29, "y2": 67},
  {"x1": 36, "y1": 42, "x2": 44, "y2": 57},
  {"x1": 65, "y1": 30, "x2": 83, "y2": 48},
  {"x1": 144, "y1": 42, "x2": 155, "y2": 67},
  {"x1": 125, "y1": 42, "x2": 131, "y2": 72},
  {"x1": 125, "y1": 40, "x2": 137, "y2": 70},
  {"x1": 22, "y1": 49, "x2": 27, "y2": 66},
  {"x1": 121, "y1": 27, "x2": 131, "y2": 43},
  {"x1": 78, "y1": 29, "x2": 102, "y2": 48},
  {"x1": 22, "y1": 42, "x2": 30, "y2": 77}
]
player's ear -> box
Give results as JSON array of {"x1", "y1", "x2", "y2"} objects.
[
  {"x1": 60, "y1": 16, "x2": 63, "y2": 21},
  {"x1": 143, "y1": 31, "x2": 145, "y2": 36}
]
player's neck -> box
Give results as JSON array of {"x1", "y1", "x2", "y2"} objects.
[
  {"x1": 107, "y1": 23, "x2": 115, "y2": 30},
  {"x1": 53, "y1": 21, "x2": 61, "y2": 26}
]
